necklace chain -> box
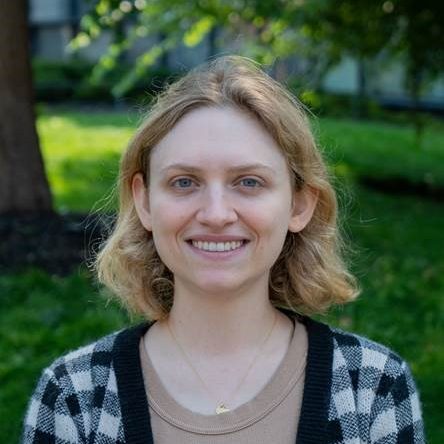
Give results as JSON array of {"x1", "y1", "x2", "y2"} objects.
[{"x1": 166, "y1": 311, "x2": 277, "y2": 415}]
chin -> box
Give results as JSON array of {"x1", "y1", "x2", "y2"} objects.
[{"x1": 188, "y1": 272, "x2": 258, "y2": 298}]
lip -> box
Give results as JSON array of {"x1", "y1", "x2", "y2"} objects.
[
  {"x1": 185, "y1": 235, "x2": 249, "y2": 242},
  {"x1": 185, "y1": 239, "x2": 249, "y2": 259}
]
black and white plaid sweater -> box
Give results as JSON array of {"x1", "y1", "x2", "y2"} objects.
[{"x1": 22, "y1": 315, "x2": 426, "y2": 443}]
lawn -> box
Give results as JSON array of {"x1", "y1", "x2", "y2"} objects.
[{"x1": 1, "y1": 109, "x2": 443, "y2": 442}]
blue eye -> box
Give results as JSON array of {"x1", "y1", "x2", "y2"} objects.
[
  {"x1": 240, "y1": 178, "x2": 262, "y2": 188},
  {"x1": 172, "y1": 178, "x2": 194, "y2": 188}
]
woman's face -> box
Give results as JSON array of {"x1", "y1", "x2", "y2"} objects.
[{"x1": 133, "y1": 106, "x2": 317, "y2": 297}]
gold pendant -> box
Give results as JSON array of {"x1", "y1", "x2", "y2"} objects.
[{"x1": 215, "y1": 403, "x2": 230, "y2": 414}]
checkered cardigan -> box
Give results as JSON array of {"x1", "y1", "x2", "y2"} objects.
[{"x1": 22, "y1": 315, "x2": 426, "y2": 443}]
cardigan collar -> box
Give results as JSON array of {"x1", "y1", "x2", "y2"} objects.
[{"x1": 113, "y1": 314, "x2": 333, "y2": 444}]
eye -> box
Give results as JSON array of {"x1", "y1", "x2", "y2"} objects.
[
  {"x1": 239, "y1": 177, "x2": 263, "y2": 188},
  {"x1": 171, "y1": 177, "x2": 195, "y2": 189}
]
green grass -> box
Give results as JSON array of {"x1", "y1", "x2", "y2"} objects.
[
  {"x1": 37, "y1": 110, "x2": 138, "y2": 212},
  {"x1": 2, "y1": 110, "x2": 443, "y2": 442},
  {"x1": 314, "y1": 117, "x2": 444, "y2": 188}
]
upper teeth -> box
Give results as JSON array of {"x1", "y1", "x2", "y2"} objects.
[{"x1": 191, "y1": 240, "x2": 244, "y2": 252}]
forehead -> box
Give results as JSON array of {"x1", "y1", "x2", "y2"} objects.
[{"x1": 150, "y1": 106, "x2": 288, "y2": 173}]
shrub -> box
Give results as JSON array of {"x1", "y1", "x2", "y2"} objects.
[{"x1": 32, "y1": 58, "x2": 177, "y2": 103}]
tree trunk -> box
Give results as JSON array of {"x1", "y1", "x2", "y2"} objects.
[{"x1": 0, "y1": 0, "x2": 52, "y2": 214}]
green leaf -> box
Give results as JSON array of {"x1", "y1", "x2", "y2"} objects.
[{"x1": 183, "y1": 16, "x2": 215, "y2": 47}]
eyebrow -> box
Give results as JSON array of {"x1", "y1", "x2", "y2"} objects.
[{"x1": 160, "y1": 162, "x2": 276, "y2": 175}]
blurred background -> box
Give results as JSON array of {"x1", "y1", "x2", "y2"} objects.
[{"x1": 1, "y1": 0, "x2": 443, "y2": 442}]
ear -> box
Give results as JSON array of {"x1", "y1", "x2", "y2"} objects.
[
  {"x1": 288, "y1": 186, "x2": 319, "y2": 233},
  {"x1": 132, "y1": 172, "x2": 152, "y2": 231}
]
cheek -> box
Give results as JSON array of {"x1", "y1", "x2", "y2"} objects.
[
  {"x1": 150, "y1": 198, "x2": 187, "y2": 229},
  {"x1": 245, "y1": 201, "x2": 291, "y2": 258},
  {"x1": 149, "y1": 205, "x2": 181, "y2": 268},
  {"x1": 245, "y1": 196, "x2": 292, "y2": 233},
  {"x1": 149, "y1": 199, "x2": 191, "y2": 255}
]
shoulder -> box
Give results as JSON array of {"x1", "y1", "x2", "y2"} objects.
[
  {"x1": 27, "y1": 329, "x2": 123, "y2": 415},
  {"x1": 300, "y1": 315, "x2": 407, "y2": 377},
  {"x1": 329, "y1": 324, "x2": 408, "y2": 380},
  {"x1": 45, "y1": 322, "x2": 150, "y2": 379},
  {"x1": 327, "y1": 324, "x2": 423, "y2": 423},
  {"x1": 45, "y1": 329, "x2": 120, "y2": 384},
  {"x1": 301, "y1": 316, "x2": 416, "y2": 400},
  {"x1": 23, "y1": 326, "x2": 147, "y2": 443},
  {"x1": 43, "y1": 322, "x2": 152, "y2": 390},
  {"x1": 303, "y1": 316, "x2": 421, "y2": 402},
  {"x1": 323, "y1": 325, "x2": 425, "y2": 442}
]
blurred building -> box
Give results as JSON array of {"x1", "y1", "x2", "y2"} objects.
[
  {"x1": 29, "y1": 0, "x2": 82, "y2": 60},
  {"x1": 29, "y1": 0, "x2": 444, "y2": 111},
  {"x1": 323, "y1": 57, "x2": 444, "y2": 113}
]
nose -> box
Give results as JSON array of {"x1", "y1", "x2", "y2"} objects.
[{"x1": 195, "y1": 186, "x2": 238, "y2": 228}]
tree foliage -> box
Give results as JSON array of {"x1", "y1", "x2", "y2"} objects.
[
  {"x1": 305, "y1": 1, "x2": 444, "y2": 99},
  {"x1": 74, "y1": 0, "x2": 444, "y2": 104},
  {"x1": 395, "y1": 1, "x2": 444, "y2": 97},
  {"x1": 72, "y1": 0, "x2": 337, "y2": 96}
]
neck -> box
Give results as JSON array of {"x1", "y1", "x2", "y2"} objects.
[{"x1": 161, "y1": 284, "x2": 278, "y2": 358}]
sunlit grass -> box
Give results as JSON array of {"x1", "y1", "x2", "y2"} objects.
[{"x1": 37, "y1": 111, "x2": 137, "y2": 212}]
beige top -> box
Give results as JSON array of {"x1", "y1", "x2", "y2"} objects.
[{"x1": 139, "y1": 318, "x2": 308, "y2": 444}]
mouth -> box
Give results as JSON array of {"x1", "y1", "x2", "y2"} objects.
[{"x1": 187, "y1": 239, "x2": 249, "y2": 253}]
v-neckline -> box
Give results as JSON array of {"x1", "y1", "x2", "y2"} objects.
[{"x1": 113, "y1": 314, "x2": 333, "y2": 444}]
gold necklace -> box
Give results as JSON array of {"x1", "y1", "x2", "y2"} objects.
[{"x1": 166, "y1": 311, "x2": 277, "y2": 415}]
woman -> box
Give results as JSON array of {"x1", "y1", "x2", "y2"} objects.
[{"x1": 23, "y1": 56, "x2": 425, "y2": 443}]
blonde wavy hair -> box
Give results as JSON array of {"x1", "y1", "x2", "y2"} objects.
[{"x1": 96, "y1": 55, "x2": 359, "y2": 320}]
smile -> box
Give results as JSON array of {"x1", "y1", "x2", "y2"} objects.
[{"x1": 190, "y1": 240, "x2": 245, "y2": 252}]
